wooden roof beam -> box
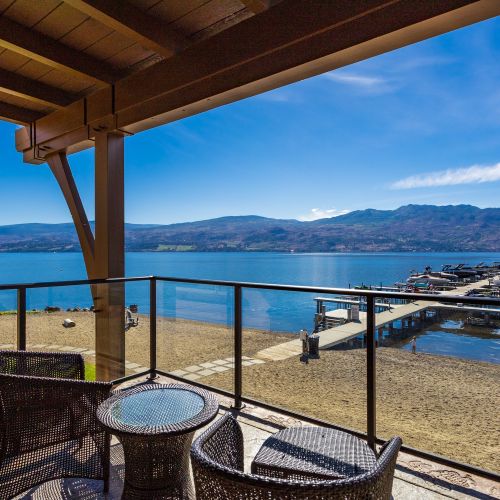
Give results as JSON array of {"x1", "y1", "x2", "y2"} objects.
[
  {"x1": 0, "y1": 16, "x2": 120, "y2": 84},
  {"x1": 0, "y1": 102, "x2": 44, "y2": 124},
  {"x1": 65, "y1": 0, "x2": 188, "y2": 58},
  {"x1": 0, "y1": 68, "x2": 76, "y2": 108},
  {"x1": 115, "y1": 0, "x2": 500, "y2": 129},
  {"x1": 17, "y1": 0, "x2": 500, "y2": 161},
  {"x1": 240, "y1": 0, "x2": 278, "y2": 14}
]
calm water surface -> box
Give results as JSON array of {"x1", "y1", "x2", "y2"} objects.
[{"x1": 0, "y1": 252, "x2": 498, "y2": 363}]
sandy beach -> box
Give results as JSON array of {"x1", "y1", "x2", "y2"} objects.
[
  {"x1": 203, "y1": 347, "x2": 500, "y2": 473},
  {"x1": 0, "y1": 311, "x2": 498, "y2": 472}
]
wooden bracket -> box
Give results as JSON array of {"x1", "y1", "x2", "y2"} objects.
[{"x1": 47, "y1": 151, "x2": 96, "y2": 279}]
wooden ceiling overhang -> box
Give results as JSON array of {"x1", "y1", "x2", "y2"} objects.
[{"x1": 0, "y1": 0, "x2": 497, "y2": 164}]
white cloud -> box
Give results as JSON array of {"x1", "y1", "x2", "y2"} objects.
[
  {"x1": 298, "y1": 208, "x2": 351, "y2": 221},
  {"x1": 391, "y1": 163, "x2": 500, "y2": 189},
  {"x1": 325, "y1": 72, "x2": 385, "y2": 87},
  {"x1": 396, "y1": 55, "x2": 455, "y2": 71}
]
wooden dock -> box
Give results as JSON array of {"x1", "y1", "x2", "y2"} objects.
[
  {"x1": 318, "y1": 300, "x2": 433, "y2": 349},
  {"x1": 255, "y1": 278, "x2": 492, "y2": 362}
]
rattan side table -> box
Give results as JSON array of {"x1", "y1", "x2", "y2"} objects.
[
  {"x1": 251, "y1": 426, "x2": 377, "y2": 481},
  {"x1": 97, "y1": 383, "x2": 219, "y2": 499}
]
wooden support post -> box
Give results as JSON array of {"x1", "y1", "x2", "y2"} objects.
[
  {"x1": 48, "y1": 142, "x2": 126, "y2": 381},
  {"x1": 94, "y1": 131, "x2": 125, "y2": 381}
]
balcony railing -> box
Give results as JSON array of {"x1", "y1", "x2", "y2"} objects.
[{"x1": 0, "y1": 275, "x2": 499, "y2": 482}]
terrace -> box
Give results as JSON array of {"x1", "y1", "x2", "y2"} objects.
[
  {"x1": 11, "y1": 378, "x2": 498, "y2": 499},
  {"x1": 0, "y1": 0, "x2": 499, "y2": 498},
  {"x1": 1, "y1": 275, "x2": 499, "y2": 498}
]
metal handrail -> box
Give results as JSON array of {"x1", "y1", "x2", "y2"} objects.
[
  {"x1": 0, "y1": 275, "x2": 153, "y2": 291},
  {"x1": 155, "y1": 276, "x2": 500, "y2": 306},
  {"x1": 1, "y1": 274, "x2": 499, "y2": 481},
  {"x1": 2, "y1": 273, "x2": 499, "y2": 306}
]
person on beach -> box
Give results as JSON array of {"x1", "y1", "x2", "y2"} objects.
[{"x1": 411, "y1": 336, "x2": 417, "y2": 354}]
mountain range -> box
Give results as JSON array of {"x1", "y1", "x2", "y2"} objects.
[{"x1": 0, "y1": 205, "x2": 499, "y2": 253}]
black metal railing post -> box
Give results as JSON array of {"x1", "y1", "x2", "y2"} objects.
[
  {"x1": 366, "y1": 295, "x2": 376, "y2": 450},
  {"x1": 148, "y1": 277, "x2": 157, "y2": 379},
  {"x1": 17, "y1": 288, "x2": 26, "y2": 350},
  {"x1": 233, "y1": 285, "x2": 243, "y2": 409}
]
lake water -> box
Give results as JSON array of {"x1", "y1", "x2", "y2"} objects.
[{"x1": 0, "y1": 251, "x2": 498, "y2": 363}]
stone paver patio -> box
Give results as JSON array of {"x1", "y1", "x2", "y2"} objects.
[{"x1": 16, "y1": 374, "x2": 499, "y2": 499}]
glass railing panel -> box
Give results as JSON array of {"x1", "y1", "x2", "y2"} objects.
[
  {"x1": 156, "y1": 280, "x2": 234, "y2": 393},
  {"x1": 25, "y1": 281, "x2": 151, "y2": 381},
  {"x1": 376, "y1": 294, "x2": 500, "y2": 474},
  {"x1": 240, "y1": 288, "x2": 367, "y2": 435},
  {"x1": 123, "y1": 279, "x2": 150, "y2": 375},
  {"x1": 26, "y1": 284, "x2": 97, "y2": 379},
  {"x1": 0, "y1": 290, "x2": 16, "y2": 350}
]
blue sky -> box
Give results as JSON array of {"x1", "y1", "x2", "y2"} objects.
[{"x1": 1, "y1": 17, "x2": 499, "y2": 225}]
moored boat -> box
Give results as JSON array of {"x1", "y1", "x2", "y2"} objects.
[
  {"x1": 442, "y1": 264, "x2": 478, "y2": 279},
  {"x1": 406, "y1": 274, "x2": 451, "y2": 286}
]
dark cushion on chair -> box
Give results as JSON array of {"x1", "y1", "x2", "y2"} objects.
[{"x1": 191, "y1": 413, "x2": 402, "y2": 500}]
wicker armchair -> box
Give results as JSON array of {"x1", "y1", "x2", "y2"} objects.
[
  {"x1": 191, "y1": 414, "x2": 402, "y2": 499},
  {"x1": 0, "y1": 350, "x2": 112, "y2": 499}
]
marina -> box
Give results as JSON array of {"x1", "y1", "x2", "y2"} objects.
[{"x1": 257, "y1": 263, "x2": 500, "y2": 362}]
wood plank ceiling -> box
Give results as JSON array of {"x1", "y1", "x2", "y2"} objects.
[
  {"x1": 0, "y1": 0, "x2": 498, "y2": 164},
  {"x1": 0, "y1": 0, "x2": 257, "y2": 123}
]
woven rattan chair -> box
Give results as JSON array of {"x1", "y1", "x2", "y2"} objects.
[
  {"x1": 191, "y1": 413, "x2": 402, "y2": 499},
  {"x1": 0, "y1": 350, "x2": 112, "y2": 499}
]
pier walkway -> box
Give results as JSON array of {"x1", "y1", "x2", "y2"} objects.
[{"x1": 255, "y1": 279, "x2": 490, "y2": 362}]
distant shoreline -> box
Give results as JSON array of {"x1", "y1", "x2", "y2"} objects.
[
  {"x1": 1, "y1": 249, "x2": 500, "y2": 254},
  {"x1": 1, "y1": 205, "x2": 500, "y2": 252}
]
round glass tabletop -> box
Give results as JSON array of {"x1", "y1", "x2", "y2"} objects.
[{"x1": 110, "y1": 388, "x2": 205, "y2": 428}]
